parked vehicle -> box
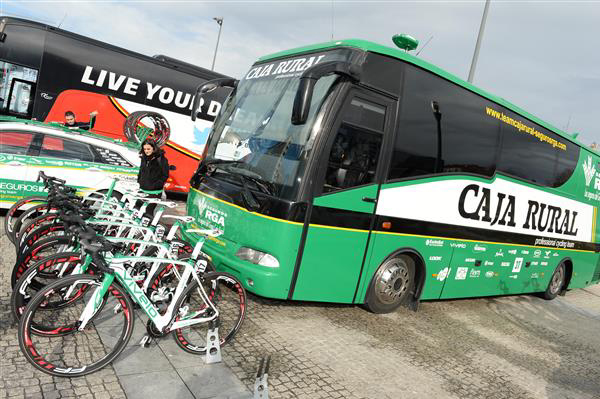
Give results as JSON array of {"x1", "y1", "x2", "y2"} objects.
[
  {"x1": 0, "y1": 16, "x2": 231, "y2": 193},
  {"x1": 0, "y1": 117, "x2": 139, "y2": 207},
  {"x1": 184, "y1": 38, "x2": 600, "y2": 313}
]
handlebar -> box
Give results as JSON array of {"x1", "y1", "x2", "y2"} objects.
[
  {"x1": 79, "y1": 232, "x2": 126, "y2": 275},
  {"x1": 37, "y1": 171, "x2": 66, "y2": 185}
]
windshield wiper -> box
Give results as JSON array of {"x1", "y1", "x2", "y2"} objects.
[
  {"x1": 228, "y1": 167, "x2": 276, "y2": 197},
  {"x1": 205, "y1": 161, "x2": 263, "y2": 210},
  {"x1": 236, "y1": 174, "x2": 261, "y2": 211}
]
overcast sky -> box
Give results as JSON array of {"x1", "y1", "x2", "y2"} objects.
[{"x1": 3, "y1": 0, "x2": 599, "y2": 145}]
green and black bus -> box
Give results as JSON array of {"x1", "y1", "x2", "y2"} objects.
[{"x1": 183, "y1": 38, "x2": 600, "y2": 313}]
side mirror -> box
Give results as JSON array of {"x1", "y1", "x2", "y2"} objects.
[
  {"x1": 291, "y1": 61, "x2": 361, "y2": 125},
  {"x1": 191, "y1": 78, "x2": 238, "y2": 121},
  {"x1": 169, "y1": 165, "x2": 176, "y2": 171}
]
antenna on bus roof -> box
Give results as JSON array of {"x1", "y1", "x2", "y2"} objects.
[
  {"x1": 330, "y1": 0, "x2": 334, "y2": 40},
  {"x1": 392, "y1": 34, "x2": 419, "y2": 52},
  {"x1": 415, "y1": 35, "x2": 433, "y2": 56},
  {"x1": 57, "y1": 12, "x2": 67, "y2": 28},
  {"x1": 565, "y1": 114, "x2": 572, "y2": 131}
]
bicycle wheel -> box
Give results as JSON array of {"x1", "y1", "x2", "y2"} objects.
[
  {"x1": 13, "y1": 204, "x2": 57, "y2": 245},
  {"x1": 16, "y1": 212, "x2": 59, "y2": 246},
  {"x1": 18, "y1": 274, "x2": 134, "y2": 377},
  {"x1": 11, "y1": 252, "x2": 84, "y2": 324},
  {"x1": 17, "y1": 221, "x2": 66, "y2": 257},
  {"x1": 171, "y1": 272, "x2": 246, "y2": 355},
  {"x1": 4, "y1": 196, "x2": 48, "y2": 245},
  {"x1": 12, "y1": 235, "x2": 77, "y2": 288}
]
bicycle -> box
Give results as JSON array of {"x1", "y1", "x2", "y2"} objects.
[{"x1": 18, "y1": 229, "x2": 246, "y2": 378}]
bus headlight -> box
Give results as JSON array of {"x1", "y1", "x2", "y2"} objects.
[{"x1": 235, "y1": 247, "x2": 279, "y2": 268}]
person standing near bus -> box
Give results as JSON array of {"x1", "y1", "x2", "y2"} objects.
[
  {"x1": 137, "y1": 138, "x2": 169, "y2": 208},
  {"x1": 64, "y1": 110, "x2": 98, "y2": 130}
]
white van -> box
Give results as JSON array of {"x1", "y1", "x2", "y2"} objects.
[{"x1": 0, "y1": 119, "x2": 140, "y2": 207}]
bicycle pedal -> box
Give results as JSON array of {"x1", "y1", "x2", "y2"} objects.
[
  {"x1": 139, "y1": 335, "x2": 153, "y2": 348},
  {"x1": 113, "y1": 304, "x2": 122, "y2": 314}
]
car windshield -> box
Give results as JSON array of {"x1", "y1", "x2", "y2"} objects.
[{"x1": 203, "y1": 54, "x2": 343, "y2": 201}]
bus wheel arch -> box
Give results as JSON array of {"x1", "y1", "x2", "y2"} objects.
[
  {"x1": 364, "y1": 248, "x2": 425, "y2": 314},
  {"x1": 543, "y1": 257, "x2": 572, "y2": 300}
]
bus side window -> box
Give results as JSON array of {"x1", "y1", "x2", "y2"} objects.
[{"x1": 323, "y1": 97, "x2": 385, "y2": 193}]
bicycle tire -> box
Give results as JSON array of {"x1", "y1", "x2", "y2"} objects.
[
  {"x1": 18, "y1": 274, "x2": 134, "y2": 377},
  {"x1": 12, "y1": 204, "x2": 57, "y2": 247},
  {"x1": 4, "y1": 196, "x2": 48, "y2": 245},
  {"x1": 11, "y1": 252, "x2": 84, "y2": 324},
  {"x1": 171, "y1": 271, "x2": 246, "y2": 355},
  {"x1": 123, "y1": 111, "x2": 170, "y2": 147},
  {"x1": 17, "y1": 220, "x2": 66, "y2": 258},
  {"x1": 17, "y1": 213, "x2": 61, "y2": 250},
  {"x1": 12, "y1": 235, "x2": 77, "y2": 288}
]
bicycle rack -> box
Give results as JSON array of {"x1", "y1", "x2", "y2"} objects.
[
  {"x1": 205, "y1": 326, "x2": 222, "y2": 364},
  {"x1": 253, "y1": 355, "x2": 271, "y2": 399},
  {"x1": 139, "y1": 334, "x2": 153, "y2": 348}
]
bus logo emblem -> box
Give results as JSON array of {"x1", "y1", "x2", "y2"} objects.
[
  {"x1": 436, "y1": 267, "x2": 451, "y2": 281},
  {"x1": 583, "y1": 156, "x2": 596, "y2": 187},
  {"x1": 455, "y1": 267, "x2": 468, "y2": 280}
]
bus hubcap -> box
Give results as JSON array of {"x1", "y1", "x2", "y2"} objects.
[
  {"x1": 550, "y1": 266, "x2": 564, "y2": 294},
  {"x1": 375, "y1": 259, "x2": 409, "y2": 305}
]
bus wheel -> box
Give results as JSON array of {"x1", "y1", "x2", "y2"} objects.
[
  {"x1": 365, "y1": 254, "x2": 415, "y2": 313},
  {"x1": 543, "y1": 262, "x2": 566, "y2": 300}
]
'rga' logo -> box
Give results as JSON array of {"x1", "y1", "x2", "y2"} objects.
[
  {"x1": 583, "y1": 156, "x2": 596, "y2": 187},
  {"x1": 196, "y1": 196, "x2": 208, "y2": 217}
]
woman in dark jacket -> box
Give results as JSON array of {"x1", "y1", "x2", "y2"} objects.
[{"x1": 138, "y1": 138, "x2": 169, "y2": 199}]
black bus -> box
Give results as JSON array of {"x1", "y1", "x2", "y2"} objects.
[{"x1": 0, "y1": 16, "x2": 231, "y2": 192}]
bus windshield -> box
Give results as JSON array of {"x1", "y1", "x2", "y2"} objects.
[{"x1": 203, "y1": 68, "x2": 338, "y2": 200}]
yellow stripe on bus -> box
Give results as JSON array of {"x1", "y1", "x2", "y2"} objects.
[{"x1": 191, "y1": 188, "x2": 595, "y2": 253}]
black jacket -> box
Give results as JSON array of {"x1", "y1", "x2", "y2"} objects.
[
  {"x1": 65, "y1": 116, "x2": 96, "y2": 131},
  {"x1": 138, "y1": 150, "x2": 169, "y2": 191}
]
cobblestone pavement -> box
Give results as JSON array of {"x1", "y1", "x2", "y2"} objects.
[
  {"x1": 3, "y1": 209, "x2": 600, "y2": 398},
  {"x1": 0, "y1": 215, "x2": 129, "y2": 399}
]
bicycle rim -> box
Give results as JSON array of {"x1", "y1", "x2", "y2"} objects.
[
  {"x1": 12, "y1": 236, "x2": 76, "y2": 288},
  {"x1": 18, "y1": 274, "x2": 134, "y2": 377},
  {"x1": 4, "y1": 196, "x2": 48, "y2": 244},
  {"x1": 12, "y1": 252, "x2": 84, "y2": 324}
]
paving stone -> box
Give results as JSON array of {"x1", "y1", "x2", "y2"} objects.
[
  {"x1": 118, "y1": 370, "x2": 194, "y2": 399},
  {"x1": 4, "y1": 210, "x2": 600, "y2": 399}
]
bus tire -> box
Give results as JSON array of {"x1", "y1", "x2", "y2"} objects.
[
  {"x1": 365, "y1": 254, "x2": 415, "y2": 314},
  {"x1": 543, "y1": 262, "x2": 566, "y2": 300}
]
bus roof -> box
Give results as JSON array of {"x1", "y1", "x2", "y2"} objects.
[
  {"x1": 0, "y1": 116, "x2": 139, "y2": 150},
  {"x1": 0, "y1": 16, "x2": 229, "y2": 81},
  {"x1": 259, "y1": 39, "x2": 592, "y2": 153}
]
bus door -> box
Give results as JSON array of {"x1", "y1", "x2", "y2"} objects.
[
  {"x1": 291, "y1": 89, "x2": 395, "y2": 302},
  {"x1": 0, "y1": 62, "x2": 38, "y2": 118}
]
